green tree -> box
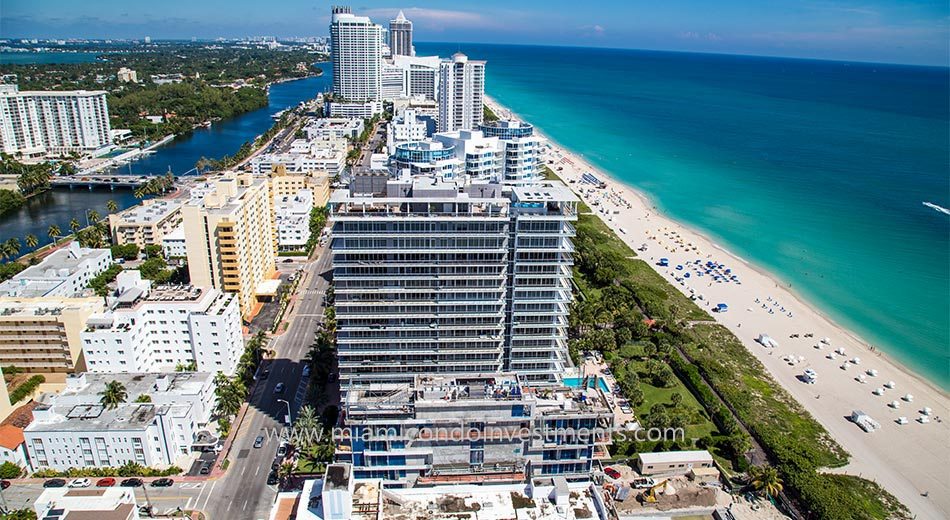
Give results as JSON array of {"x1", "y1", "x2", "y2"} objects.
[
  {"x1": 670, "y1": 392, "x2": 683, "y2": 407},
  {"x1": 278, "y1": 461, "x2": 295, "y2": 481},
  {"x1": 24, "y1": 233, "x2": 38, "y2": 249},
  {"x1": 99, "y1": 380, "x2": 128, "y2": 410},
  {"x1": 134, "y1": 394, "x2": 152, "y2": 403},
  {"x1": 69, "y1": 218, "x2": 81, "y2": 233},
  {"x1": 106, "y1": 199, "x2": 119, "y2": 213},
  {"x1": 0, "y1": 460, "x2": 22, "y2": 478}
]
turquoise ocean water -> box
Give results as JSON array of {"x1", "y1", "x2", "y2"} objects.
[{"x1": 418, "y1": 43, "x2": 950, "y2": 389}]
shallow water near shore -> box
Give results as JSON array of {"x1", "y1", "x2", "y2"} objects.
[{"x1": 417, "y1": 42, "x2": 950, "y2": 388}]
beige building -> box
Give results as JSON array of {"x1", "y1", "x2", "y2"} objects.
[
  {"x1": 270, "y1": 165, "x2": 331, "y2": 207},
  {"x1": 181, "y1": 172, "x2": 276, "y2": 318},
  {"x1": 108, "y1": 199, "x2": 183, "y2": 248},
  {"x1": 0, "y1": 297, "x2": 104, "y2": 374}
]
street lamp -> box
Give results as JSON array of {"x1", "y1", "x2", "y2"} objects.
[{"x1": 276, "y1": 399, "x2": 292, "y2": 426}]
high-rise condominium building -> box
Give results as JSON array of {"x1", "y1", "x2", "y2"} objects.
[
  {"x1": 438, "y1": 53, "x2": 485, "y2": 132},
  {"x1": 181, "y1": 172, "x2": 276, "y2": 319},
  {"x1": 480, "y1": 120, "x2": 543, "y2": 186},
  {"x1": 393, "y1": 55, "x2": 441, "y2": 101},
  {"x1": 330, "y1": 7, "x2": 383, "y2": 103},
  {"x1": 329, "y1": 173, "x2": 577, "y2": 388},
  {"x1": 0, "y1": 84, "x2": 111, "y2": 157},
  {"x1": 389, "y1": 10, "x2": 413, "y2": 57},
  {"x1": 0, "y1": 297, "x2": 103, "y2": 373},
  {"x1": 108, "y1": 199, "x2": 183, "y2": 248}
]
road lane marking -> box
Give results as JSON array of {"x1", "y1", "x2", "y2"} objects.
[{"x1": 200, "y1": 481, "x2": 216, "y2": 512}]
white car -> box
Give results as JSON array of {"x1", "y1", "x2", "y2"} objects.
[{"x1": 68, "y1": 478, "x2": 91, "y2": 488}]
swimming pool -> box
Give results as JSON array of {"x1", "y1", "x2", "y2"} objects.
[{"x1": 562, "y1": 377, "x2": 610, "y2": 392}]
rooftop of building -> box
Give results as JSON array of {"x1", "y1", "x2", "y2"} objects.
[
  {"x1": 60, "y1": 371, "x2": 213, "y2": 400},
  {"x1": 111, "y1": 199, "x2": 182, "y2": 224},
  {"x1": 0, "y1": 423, "x2": 25, "y2": 450},
  {"x1": 163, "y1": 225, "x2": 185, "y2": 242},
  {"x1": 0, "y1": 243, "x2": 111, "y2": 298},
  {"x1": 185, "y1": 171, "x2": 267, "y2": 214},
  {"x1": 28, "y1": 401, "x2": 163, "y2": 432},
  {"x1": 35, "y1": 487, "x2": 136, "y2": 520},
  {"x1": 511, "y1": 181, "x2": 579, "y2": 204},
  {"x1": 0, "y1": 296, "x2": 102, "y2": 320},
  {"x1": 638, "y1": 450, "x2": 714, "y2": 464},
  {"x1": 307, "y1": 117, "x2": 363, "y2": 129},
  {"x1": 0, "y1": 84, "x2": 108, "y2": 97}
]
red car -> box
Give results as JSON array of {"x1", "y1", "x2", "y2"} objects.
[
  {"x1": 96, "y1": 477, "x2": 116, "y2": 487},
  {"x1": 0, "y1": 480, "x2": 9, "y2": 489},
  {"x1": 604, "y1": 467, "x2": 622, "y2": 480}
]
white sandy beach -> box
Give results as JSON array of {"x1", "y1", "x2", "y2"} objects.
[{"x1": 484, "y1": 97, "x2": 950, "y2": 519}]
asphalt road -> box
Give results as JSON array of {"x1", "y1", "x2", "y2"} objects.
[
  {"x1": 0, "y1": 243, "x2": 334, "y2": 520},
  {"x1": 203, "y1": 242, "x2": 333, "y2": 519}
]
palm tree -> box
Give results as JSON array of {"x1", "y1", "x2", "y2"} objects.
[
  {"x1": 134, "y1": 187, "x2": 146, "y2": 199},
  {"x1": 47, "y1": 225, "x2": 61, "y2": 241},
  {"x1": 5, "y1": 238, "x2": 20, "y2": 259},
  {"x1": 278, "y1": 461, "x2": 295, "y2": 482},
  {"x1": 24, "y1": 234, "x2": 38, "y2": 249},
  {"x1": 748, "y1": 465, "x2": 783, "y2": 498},
  {"x1": 69, "y1": 218, "x2": 81, "y2": 233},
  {"x1": 99, "y1": 380, "x2": 128, "y2": 410},
  {"x1": 293, "y1": 405, "x2": 320, "y2": 449},
  {"x1": 86, "y1": 210, "x2": 101, "y2": 225},
  {"x1": 106, "y1": 200, "x2": 118, "y2": 213}
]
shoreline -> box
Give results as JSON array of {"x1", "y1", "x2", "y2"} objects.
[{"x1": 483, "y1": 94, "x2": 950, "y2": 518}]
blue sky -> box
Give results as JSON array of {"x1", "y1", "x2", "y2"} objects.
[{"x1": 2, "y1": 1, "x2": 948, "y2": 65}]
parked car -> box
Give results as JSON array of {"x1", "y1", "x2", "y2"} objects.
[
  {"x1": 302, "y1": 365, "x2": 311, "y2": 377},
  {"x1": 260, "y1": 369, "x2": 270, "y2": 380},
  {"x1": 151, "y1": 478, "x2": 174, "y2": 487},
  {"x1": 254, "y1": 435, "x2": 265, "y2": 448},
  {"x1": 274, "y1": 382, "x2": 285, "y2": 394},
  {"x1": 199, "y1": 463, "x2": 212, "y2": 475},
  {"x1": 632, "y1": 477, "x2": 656, "y2": 489},
  {"x1": 0, "y1": 480, "x2": 10, "y2": 490},
  {"x1": 120, "y1": 478, "x2": 143, "y2": 487},
  {"x1": 267, "y1": 471, "x2": 279, "y2": 485},
  {"x1": 604, "y1": 467, "x2": 622, "y2": 480},
  {"x1": 96, "y1": 477, "x2": 116, "y2": 487},
  {"x1": 68, "y1": 478, "x2": 91, "y2": 488},
  {"x1": 277, "y1": 442, "x2": 288, "y2": 457},
  {"x1": 44, "y1": 478, "x2": 67, "y2": 488}
]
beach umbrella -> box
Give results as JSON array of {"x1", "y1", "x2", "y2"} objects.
[
  {"x1": 922, "y1": 407, "x2": 932, "y2": 416},
  {"x1": 821, "y1": 337, "x2": 831, "y2": 344},
  {"x1": 872, "y1": 388, "x2": 883, "y2": 396},
  {"x1": 866, "y1": 369, "x2": 878, "y2": 377},
  {"x1": 903, "y1": 394, "x2": 914, "y2": 402},
  {"x1": 896, "y1": 417, "x2": 908, "y2": 425},
  {"x1": 851, "y1": 357, "x2": 861, "y2": 365},
  {"x1": 885, "y1": 381, "x2": 896, "y2": 389},
  {"x1": 889, "y1": 400, "x2": 900, "y2": 409}
]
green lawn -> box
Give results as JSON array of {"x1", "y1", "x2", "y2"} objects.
[{"x1": 631, "y1": 360, "x2": 719, "y2": 441}]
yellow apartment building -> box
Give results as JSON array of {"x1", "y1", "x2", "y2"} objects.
[{"x1": 0, "y1": 297, "x2": 104, "y2": 374}]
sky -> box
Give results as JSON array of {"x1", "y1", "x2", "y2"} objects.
[{"x1": 2, "y1": 1, "x2": 948, "y2": 66}]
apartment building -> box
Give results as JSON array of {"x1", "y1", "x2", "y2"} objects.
[
  {"x1": 304, "y1": 118, "x2": 365, "y2": 141},
  {"x1": 81, "y1": 271, "x2": 243, "y2": 375},
  {"x1": 0, "y1": 242, "x2": 112, "y2": 298},
  {"x1": 35, "y1": 487, "x2": 140, "y2": 520},
  {"x1": 438, "y1": 53, "x2": 485, "y2": 132},
  {"x1": 24, "y1": 371, "x2": 216, "y2": 471},
  {"x1": 389, "y1": 141, "x2": 462, "y2": 178},
  {"x1": 275, "y1": 190, "x2": 315, "y2": 251},
  {"x1": 108, "y1": 199, "x2": 183, "y2": 248},
  {"x1": 0, "y1": 84, "x2": 112, "y2": 157},
  {"x1": 433, "y1": 129, "x2": 501, "y2": 182},
  {"x1": 180, "y1": 172, "x2": 276, "y2": 318},
  {"x1": 336, "y1": 373, "x2": 613, "y2": 485},
  {"x1": 330, "y1": 6, "x2": 383, "y2": 116},
  {"x1": 0, "y1": 297, "x2": 103, "y2": 373},
  {"x1": 387, "y1": 109, "x2": 429, "y2": 150},
  {"x1": 329, "y1": 174, "x2": 577, "y2": 387},
  {"x1": 389, "y1": 10, "x2": 413, "y2": 57},
  {"x1": 269, "y1": 166, "x2": 331, "y2": 207},
  {"x1": 392, "y1": 55, "x2": 441, "y2": 101},
  {"x1": 480, "y1": 120, "x2": 542, "y2": 186}
]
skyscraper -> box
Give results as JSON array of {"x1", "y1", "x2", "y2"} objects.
[
  {"x1": 389, "y1": 10, "x2": 413, "y2": 57},
  {"x1": 330, "y1": 6, "x2": 383, "y2": 103},
  {"x1": 0, "y1": 84, "x2": 111, "y2": 157},
  {"x1": 438, "y1": 53, "x2": 486, "y2": 132}
]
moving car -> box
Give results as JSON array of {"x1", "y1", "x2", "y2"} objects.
[
  {"x1": 120, "y1": 478, "x2": 143, "y2": 487},
  {"x1": 96, "y1": 477, "x2": 116, "y2": 487},
  {"x1": 43, "y1": 479, "x2": 66, "y2": 488},
  {"x1": 68, "y1": 478, "x2": 91, "y2": 488},
  {"x1": 254, "y1": 435, "x2": 265, "y2": 448},
  {"x1": 604, "y1": 467, "x2": 622, "y2": 480},
  {"x1": 151, "y1": 478, "x2": 174, "y2": 487}
]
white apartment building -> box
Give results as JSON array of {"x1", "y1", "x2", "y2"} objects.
[
  {"x1": 330, "y1": 7, "x2": 383, "y2": 103},
  {"x1": 438, "y1": 53, "x2": 485, "y2": 132},
  {"x1": 275, "y1": 190, "x2": 315, "y2": 251},
  {"x1": 329, "y1": 174, "x2": 577, "y2": 387},
  {"x1": 117, "y1": 67, "x2": 138, "y2": 83},
  {"x1": 325, "y1": 100, "x2": 383, "y2": 119},
  {"x1": 480, "y1": 120, "x2": 543, "y2": 186},
  {"x1": 108, "y1": 199, "x2": 183, "y2": 248},
  {"x1": 389, "y1": 10, "x2": 413, "y2": 57},
  {"x1": 81, "y1": 271, "x2": 243, "y2": 375},
  {"x1": 386, "y1": 109, "x2": 428, "y2": 150},
  {"x1": 433, "y1": 129, "x2": 501, "y2": 182},
  {"x1": 251, "y1": 148, "x2": 346, "y2": 178},
  {"x1": 392, "y1": 55, "x2": 441, "y2": 101},
  {"x1": 0, "y1": 242, "x2": 112, "y2": 298},
  {"x1": 24, "y1": 372, "x2": 216, "y2": 471},
  {"x1": 0, "y1": 84, "x2": 112, "y2": 157},
  {"x1": 381, "y1": 62, "x2": 407, "y2": 100},
  {"x1": 162, "y1": 225, "x2": 187, "y2": 259},
  {"x1": 304, "y1": 118, "x2": 364, "y2": 140}
]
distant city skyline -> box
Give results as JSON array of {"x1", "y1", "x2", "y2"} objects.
[{"x1": 1, "y1": 0, "x2": 948, "y2": 66}]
